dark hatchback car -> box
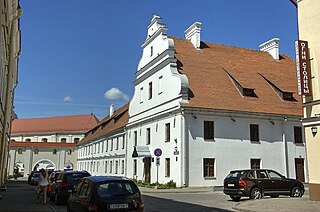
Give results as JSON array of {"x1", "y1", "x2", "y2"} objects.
[
  {"x1": 67, "y1": 176, "x2": 144, "y2": 212},
  {"x1": 50, "y1": 171, "x2": 91, "y2": 205},
  {"x1": 223, "y1": 169, "x2": 304, "y2": 201}
]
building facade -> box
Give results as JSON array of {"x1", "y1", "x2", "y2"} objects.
[
  {"x1": 9, "y1": 114, "x2": 98, "y2": 177},
  {"x1": 0, "y1": 0, "x2": 21, "y2": 188},
  {"x1": 297, "y1": 0, "x2": 320, "y2": 201},
  {"x1": 77, "y1": 105, "x2": 128, "y2": 177},
  {"x1": 125, "y1": 14, "x2": 306, "y2": 187},
  {"x1": 76, "y1": 14, "x2": 306, "y2": 188}
]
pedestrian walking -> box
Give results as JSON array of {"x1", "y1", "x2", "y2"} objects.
[{"x1": 36, "y1": 168, "x2": 49, "y2": 205}]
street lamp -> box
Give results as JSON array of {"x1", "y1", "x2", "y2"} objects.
[{"x1": 311, "y1": 126, "x2": 317, "y2": 136}]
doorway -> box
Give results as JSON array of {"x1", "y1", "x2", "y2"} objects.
[
  {"x1": 295, "y1": 158, "x2": 305, "y2": 182},
  {"x1": 144, "y1": 157, "x2": 151, "y2": 183}
]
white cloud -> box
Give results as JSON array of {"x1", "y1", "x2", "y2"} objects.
[
  {"x1": 104, "y1": 88, "x2": 129, "y2": 101},
  {"x1": 63, "y1": 96, "x2": 73, "y2": 102}
]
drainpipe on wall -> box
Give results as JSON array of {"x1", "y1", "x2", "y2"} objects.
[
  {"x1": 124, "y1": 127, "x2": 128, "y2": 177},
  {"x1": 282, "y1": 118, "x2": 289, "y2": 177}
]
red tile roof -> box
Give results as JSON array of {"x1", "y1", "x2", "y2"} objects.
[
  {"x1": 11, "y1": 114, "x2": 99, "y2": 134},
  {"x1": 77, "y1": 104, "x2": 128, "y2": 146},
  {"x1": 171, "y1": 37, "x2": 302, "y2": 116},
  {"x1": 10, "y1": 141, "x2": 76, "y2": 148}
]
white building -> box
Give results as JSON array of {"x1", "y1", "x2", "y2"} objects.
[
  {"x1": 77, "y1": 105, "x2": 128, "y2": 177},
  {"x1": 125, "y1": 14, "x2": 306, "y2": 187},
  {"x1": 9, "y1": 114, "x2": 99, "y2": 177}
]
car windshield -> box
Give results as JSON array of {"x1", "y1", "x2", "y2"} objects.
[
  {"x1": 226, "y1": 171, "x2": 244, "y2": 179},
  {"x1": 66, "y1": 173, "x2": 90, "y2": 185},
  {"x1": 33, "y1": 173, "x2": 40, "y2": 178},
  {"x1": 97, "y1": 181, "x2": 139, "y2": 197}
]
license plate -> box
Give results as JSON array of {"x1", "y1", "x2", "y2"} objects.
[
  {"x1": 110, "y1": 204, "x2": 128, "y2": 209},
  {"x1": 228, "y1": 184, "x2": 235, "y2": 187}
]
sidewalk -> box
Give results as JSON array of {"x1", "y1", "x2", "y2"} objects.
[
  {"x1": 0, "y1": 179, "x2": 54, "y2": 212},
  {"x1": 140, "y1": 185, "x2": 320, "y2": 212},
  {"x1": 233, "y1": 196, "x2": 320, "y2": 212}
]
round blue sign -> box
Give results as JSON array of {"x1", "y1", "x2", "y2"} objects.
[{"x1": 154, "y1": 148, "x2": 162, "y2": 157}]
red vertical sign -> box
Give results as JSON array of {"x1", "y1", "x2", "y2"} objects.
[{"x1": 295, "y1": 40, "x2": 312, "y2": 96}]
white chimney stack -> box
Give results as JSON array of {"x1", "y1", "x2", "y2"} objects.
[
  {"x1": 184, "y1": 22, "x2": 202, "y2": 49},
  {"x1": 259, "y1": 38, "x2": 280, "y2": 60},
  {"x1": 109, "y1": 104, "x2": 114, "y2": 116}
]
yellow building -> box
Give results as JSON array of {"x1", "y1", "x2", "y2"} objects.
[
  {"x1": 297, "y1": 0, "x2": 320, "y2": 201},
  {"x1": 0, "y1": 0, "x2": 22, "y2": 189}
]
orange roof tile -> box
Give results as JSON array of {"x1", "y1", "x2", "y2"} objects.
[
  {"x1": 77, "y1": 104, "x2": 128, "y2": 146},
  {"x1": 10, "y1": 141, "x2": 76, "y2": 148},
  {"x1": 171, "y1": 37, "x2": 302, "y2": 116},
  {"x1": 11, "y1": 114, "x2": 99, "y2": 134}
]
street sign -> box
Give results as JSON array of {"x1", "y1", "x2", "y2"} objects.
[
  {"x1": 154, "y1": 148, "x2": 162, "y2": 157},
  {"x1": 156, "y1": 157, "x2": 160, "y2": 166}
]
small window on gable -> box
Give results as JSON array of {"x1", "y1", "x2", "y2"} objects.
[
  {"x1": 25, "y1": 138, "x2": 31, "y2": 142},
  {"x1": 53, "y1": 149, "x2": 57, "y2": 154},
  {"x1": 225, "y1": 70, "x2": 257, "y2": 98},
  {"x1": 18, "y1": 148, "x2": 23, "y2": 154},
  {"x1": 148, "y1": 82, "x2": 153, "y2": 100},
  {"x1": 61, "y1": 138, "x2": 67, "y2": 143},
  {"x1": 34, "y1": 148, "x2": 39, "y2": 154},
  {"x1": 41, "y1": 138, "x2": 48, "y2": 142},
  {"x1": 158, "y1": 76, "x2": 163, "y2": 94},
  {"x1": 150, "y1": 46, "x2": 153, "y2": 57},
  {"x1": 140, "y1": 87, "x2": 143, "y2": 103}
]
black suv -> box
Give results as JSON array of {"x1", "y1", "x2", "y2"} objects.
[
  {"x1": 50, "y1": 171, "x2": 91, "y2": 205},
  {"x1": 223, "y1": 169, "x2": 304, "y2": 201}
]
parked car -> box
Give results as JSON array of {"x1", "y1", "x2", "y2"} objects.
[
  {"x1": 30, "y1": 172, "x2": 41, "y2": 185},
  {"x1": 47, "y1": 170, "x2": 61, "y2": 196},
  {"x1": 223, "y1": 169, "x2": 304, "y2": 201},
  {"x1": 50, "y1": 170, "x2": 91, "y2": 205},
  {"x1": 67, "y1": 176, "x2": 144, "y2": 212}
]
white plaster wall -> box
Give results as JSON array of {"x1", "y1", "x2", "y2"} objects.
[
  {"x1": 186, "y1": 114, "x2": 307, "y2": 187},
  {"x1": 126, "y1": 113, "x2": 183, "y2": 186}
]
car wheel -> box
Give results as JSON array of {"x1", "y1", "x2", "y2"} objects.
[
  {"x1": 230, "y1": 195, "x2": 241, "y2": 202},
  {"x1": 291, "y1": 186, "x2": 303, "y2": 197},
  {"x1": 54, "y1": 192, "x2": 61, "y2": 205},
  {"x1": 250, "y1": 188, "x2": 262, "y2": 199}
]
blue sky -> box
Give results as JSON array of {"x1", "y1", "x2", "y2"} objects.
[{"x1": 15, "y1": 0, "x2": 298, "y2": 120}]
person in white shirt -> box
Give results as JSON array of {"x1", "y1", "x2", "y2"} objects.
[{"x1": 37, "y1": 168, "x2": 49, "y2": 205}]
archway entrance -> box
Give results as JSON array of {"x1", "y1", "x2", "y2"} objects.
[{"x1": 33, "y1": 160, "x2": 55, "y2": 172}]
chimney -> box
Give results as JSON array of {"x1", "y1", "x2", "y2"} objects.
[
  {"x1": 109, "y1": 104, "x2": 114, "y2": 116},
  {"x1": 184, "y1": 22, "x2": 202, "y2": 49},
  {"x1": 259, "y1": 38, "x2": 280, "y2": 60}
]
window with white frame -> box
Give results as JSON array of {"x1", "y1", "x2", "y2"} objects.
[
  {"x1": 133, "y1": 159, "x2": 137, "y2": 175},
  {"x1": 115, "y1": 161, "x2": 118, "y2": 174},
  {"x1": 122, "y1": 135, "x2": 125, "y2": 149},
  {"x1": 140, "y1": 87, "x2": 143, "y2": 103},
  {"x1": 116, "y1": 138, "x2": 119, "y2": 150},
  {"x1": 110, "y1": 161, "x2": 113, "y2": 173},
  {"x1": 203, "y1": 158, "x2": 215, "y2": 178},
  {"x1": 121, "y1": 160, "x2": 125, "y2": 174}
]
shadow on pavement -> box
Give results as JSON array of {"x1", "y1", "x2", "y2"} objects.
[{"x1": 143, "y1": 195, "x2": 235, "y2": 212}]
